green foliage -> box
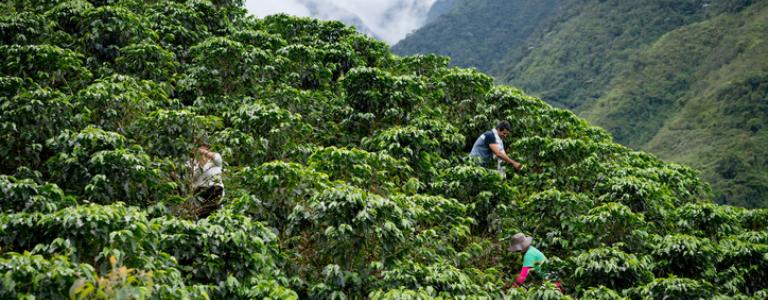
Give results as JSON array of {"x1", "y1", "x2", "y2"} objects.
[
  {"x1": 340, "y1": 67, "x2": 424, "y2": 134},
  {"x1": 226, "y1": 101, "x2": 309, "y2": 161},
  {"x1": 578, "y1": 286, "x2": 627, "y2": 300},
  {"x1": 673, "y1": 202, "x2": 741, "y2": 239},
  {"x1": 308, "y1": 146, "x2": 411, "y2": 194},
  {"x1": 650, "y1": 234, "x2": 718, "y2": 279},
  {"x1": 80, "y1": 5, "x2": 154, "y2": 63},
  {"x1": 0, "y1": 12, "x2": 50, "y2": 45},
  {"x1": 570, "y1": 247, "x2": 653, "y2": 291},
  {"x1": 129, "y1": 109, "x2": 222, "y2": 160},
  {"x1": 1, "y1": 1, "x2": 766, "y2": 298},
  {"x1": 178, "y1": 36, "x2": 275, "y2": 100},
  {"x1": 231, "y1": 161, "x2": 330, "y2": 235},
  {"x1": 630, "y1": 277, "x2": 715, "y2": 300},
  {"x1": 0, "y1": 175, "x2": 76, "y2": 213},
  {"x1": 74, "y1": 74, "x2": 174, "y2": 131},
  {"x1": 45, "y1": 126, "x2": 172, "y2": 205},
  {"x1": 574, "y1": 202, "x2": 646, "y2": 249},
  {"x1": 114, "y1": 42, "x2": 179, "y2": 82},
  {"x1": 0, "y1": 88, "x2": 84, "y2": 172},
  {"x1": 0, "y1": 44, "x2": 92, "y2": 91},
  {"x1": 155, "y1": 210, "x2": 283, "y2": 285}
]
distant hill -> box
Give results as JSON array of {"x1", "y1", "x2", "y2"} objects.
[{"x1": 394, "y1": 0, "x2": 768, "y2": 207}]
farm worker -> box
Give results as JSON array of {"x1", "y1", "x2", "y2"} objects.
[
  {"x1": 469, "y1": 120, "x2": 522, "y2": 174},
  {"x1": 507, "y1": 233, "x2": 564, "y2": 292},
  {"x1": 189, "y1": 143, "x2": 225, "y2": 218}
]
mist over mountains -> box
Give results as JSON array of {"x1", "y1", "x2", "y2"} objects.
[{"x1": 246, "y1": 0, "x2": 436, "y2": 43}]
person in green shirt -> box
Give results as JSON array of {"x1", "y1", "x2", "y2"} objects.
[{"x1": 507, "y1": 233, "x2": 563, "y2": 292}]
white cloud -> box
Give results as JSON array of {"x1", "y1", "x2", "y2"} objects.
[
  {"x1": 244, "y1": 0, "x2": 437, "y2": 44},
  {"x1": 245, "y1": 0, "x2": 311, "y2": 18}
]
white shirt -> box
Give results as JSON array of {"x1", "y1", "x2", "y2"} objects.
[{"x1": 190, "y1": 153, "x2": 224, "y2": 190}]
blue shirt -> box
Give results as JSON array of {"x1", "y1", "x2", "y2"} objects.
[{"x1": 470, "y1": 130, "x2": 501, "y2": 167}]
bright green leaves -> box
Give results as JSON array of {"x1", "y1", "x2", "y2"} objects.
[
  {"x1": 227, "y1": 101, "x2": 309, "y2": 162},
  {"x1": 80, "y1": 5, "x2": 154, "y2": 63},
  {"x1": 0, "y1": 175, "x2": 76, "y2": 213},
  {"x1": 155, "y1": 210, "x2": 282, "y2": 286},
  {"x1": 287, "y1": 184, "x2": 413, "y2": 297},
  {"x1": 44, "y1": 126, "x2": 127, "y2": 193},
  {"x1": 518, "y1": 190, "x2": 593, "y2": 250},
  {"x1": 0, "y1": 12, "x2": 51, "y2": 45},
  {"x1": 114, "y1": 43, "x2": 179, "y2": 82},
  {"x1": 308, "y1": 147, "x2": 412, "y2": 195},
  {"x1": 431, "y1": 164, "x2": 513, "y2": 233},
  {"x1": 715, "y1": 237, "x2": 768, "y2": 294},
  {"x1": 232, "y1": 161, "x2": 330, "y2": 234},
  {"x1": 673, "y1": 202, "x2": 741, "y2": 239},
  {"x1": 574, "y1": 203, "x2": 646, "y2": 249},
  {"x1": 130, "y1": 109, "x2": 222, "y2": 160},
  {"x1": 179, "y1": 36, "x2": 275, "y2": 100},
  {"x1": 0, "y1": 44, "x2": 92, "y2": 91},
  {"x1": 0, "y1": 204, "x2": 164, "y2": 267},
  {"x1": 0, "y1": 252, "x2": 98, "y2": 299},
  {"x1": 230, "y1": 29, "x2": 287, "y2": 51},
  {"x1": 74, "y1": 74, "x2": 174, "y2": 131},
  {"x1": 440, "y1": 68, "x2": 494, "y2": 105},
  {"x1": 650, "y1": 234, "x2": 717, "y2": 279},
  {"x1": 341, "y1": 67, "x2": 425, "y2": 135},
  {"x1": 0, "y1": 88, "x2": 83, "y2": 172},
  {"x1": 45, "y1": 0, "x2": 94, "y2": 36},
  {"x1": 83, "y1": 148, "x2": 171, "y2": 206},
  {"x1": 570, "y1": 247, "x2": 654, "y2": 291},
  {"x1": 394, "y1": 54, "x2": 451, "y2": 77},
  {"x1": 629, "y1": 277, "x2": 715, "y2": 300},
  {"x1": 46, "y1": 126, "x2": 170, "y2": 205},
  {"x1": 146, "y1": 2, "x2": 208, "y2": 58},
  {"x1": 260, "y1": 14, "x2": 356, "y2": 46},
  {"x1": 363, "y1": 118, "x2": 464, "y2": 178},
  {"x1": 278, "y1": 44, "x2": 334, "y2": 90}
]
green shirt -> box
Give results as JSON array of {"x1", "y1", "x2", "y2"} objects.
[{"x1": 522, "y1": 246, "x2": 547, "y2": 272}]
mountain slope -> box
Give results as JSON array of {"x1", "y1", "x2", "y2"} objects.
[
  {"x1": 394, "y1": 0, "x2": 768, "y2": 207},
  {"x1": 393, "y1": 0, "x2": 561, "y2": 72}
]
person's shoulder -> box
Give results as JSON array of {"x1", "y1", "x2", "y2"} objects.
[
  {"x1": 484, "y1": 131, "x2": 497, "y2": 143},
  {"x1": 529, "y1": 246, "x2": 546, "y2": 259}
]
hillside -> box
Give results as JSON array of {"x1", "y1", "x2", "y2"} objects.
[
  {"x1": 1, "y1": 0, "x2": 767, "y2": 299},
  {"x1": 394, "y1": 0, "x2": 768, "y2": 207}
]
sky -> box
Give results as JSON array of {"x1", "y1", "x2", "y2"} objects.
[{"x1": 244, "y1": 0, "x2": 437, "y2": 44}]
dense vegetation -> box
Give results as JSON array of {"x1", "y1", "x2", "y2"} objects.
[
  {"x1": 394, "y1": 0, "x2": 768, "y2": 208},
  {"x1": 1, "y1": 0, "x2": 767, "y2": 299}
]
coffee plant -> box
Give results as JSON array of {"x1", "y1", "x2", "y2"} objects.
[{"x1": 0, "y1": 1, "x2": 765, "y2": 299}]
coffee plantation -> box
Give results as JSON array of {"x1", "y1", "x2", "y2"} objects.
[{"x1": 1, "y1": 1, "x2": 767, "y2": 299}]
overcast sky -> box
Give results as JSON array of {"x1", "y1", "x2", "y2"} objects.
[{"x1": 245, "y1": 0, "x2": 437, "y2": 44}]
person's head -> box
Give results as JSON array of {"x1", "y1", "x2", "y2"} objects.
[
  {"x1": 506, "y1": 233, "x2": 532, "y2": 253},
  {"x1": 496, "y1": 121, "x2": 511, "y2": 139}
]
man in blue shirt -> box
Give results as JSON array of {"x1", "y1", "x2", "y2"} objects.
[{"x1": 470, "y1": 121, "x2": 522, "y2": 172}]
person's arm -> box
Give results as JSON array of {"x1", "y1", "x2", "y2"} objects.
[
  {"x1": 489, "y1": 144, "x2": 522, "y2": 171},
  {"x1": 197, "y1": 148, "x2": 222, "y2": 163},
  {"x1": 513, "y1": 267, "x2": 532, "y2": 287}
]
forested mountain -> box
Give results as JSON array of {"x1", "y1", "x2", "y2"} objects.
[
  {"x1": 394, "y1": 0, "x2": 768, "y2": 208},
  {"x1": 1, "y1": 0, "x2": 767, "y2": 299}
]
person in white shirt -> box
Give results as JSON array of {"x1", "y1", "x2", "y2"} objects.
[{"x1": 189, "y1": 143, "x2": 224, "y2": 218}]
